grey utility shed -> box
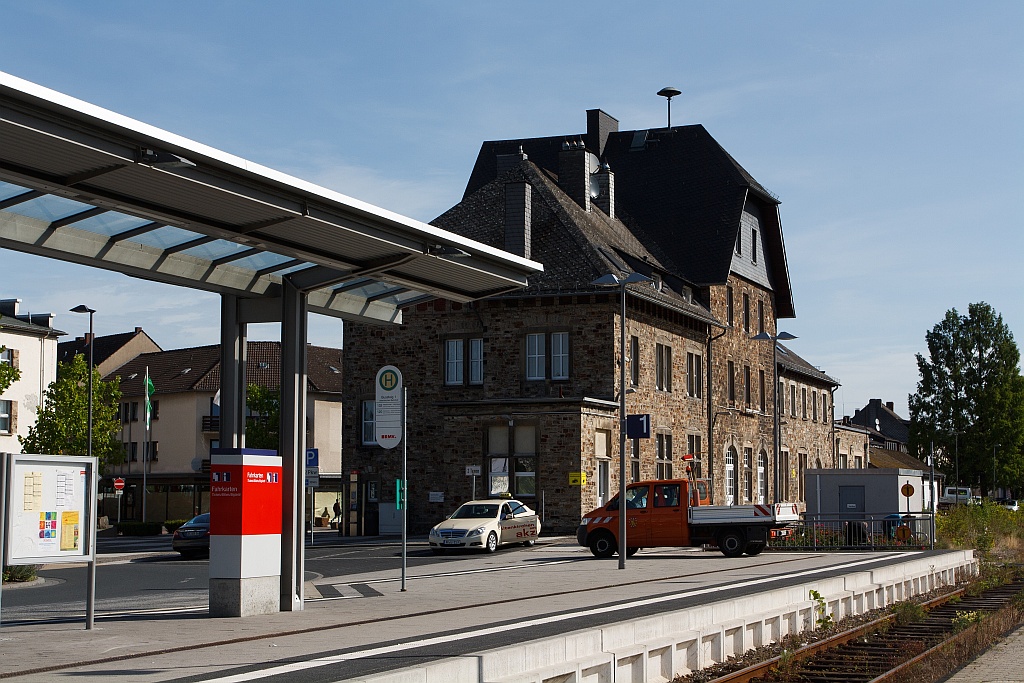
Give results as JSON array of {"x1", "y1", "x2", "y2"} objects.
[{"x1": 804, "y1": 468, "x2": 928, "y2": 518}]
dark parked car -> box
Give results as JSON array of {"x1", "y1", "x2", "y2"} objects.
[{"x1": 171, "y1": 513, "x2": 210, "y2": 557}]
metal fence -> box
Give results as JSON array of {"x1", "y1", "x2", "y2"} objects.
[{"x1": 770, "y1": 512, "x2": 935, "y2": 551}]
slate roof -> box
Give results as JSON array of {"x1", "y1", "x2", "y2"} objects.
[
  {"x1": 0, "y1": 313, "x2": 63, "y2": 338},
  {"x1": 58, "y1": 329, "x2": 161, "y2": 369},
  {"x1": 461, "y1": 123, "x2": 794, "y2": 317},
  {"x1": 776, "y1": 343, "x2": 839, "y2": 387},
  {"x1": 105, "y1": 341, "x2": 343, "y2": 398},
  {"x1": 433, "y1": 159, "x2": 721, "y2": 327},
  {"x1": 850, "y1": 399, "x2": 910, "y2": 445},
  {"x1": 869, "y1": 446, "x2": 927, "y2": 471}
]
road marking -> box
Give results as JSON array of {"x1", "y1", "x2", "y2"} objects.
[{"x1": 203, "y1": 553, "x2": 916, "y2": 682}]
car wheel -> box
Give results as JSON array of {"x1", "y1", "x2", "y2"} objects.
[
  {"x1": 744, "y1": 541, "x2": 766, "y2": 556},
  {"x1": 718, "y1": 531, "x2": 746, "y2": 558},
  {"x1": 485, "y1": 531, "x2": 498, "y2": 553},
  {"x1": 626, "y1": 547, "x2": 640, "y2": 557},
  {"x1": 522, "y1": 539, "x2": 536, "y2": 547},
  {"x1": 588, "y1": 531, "x2": 617, "y2": 558}
]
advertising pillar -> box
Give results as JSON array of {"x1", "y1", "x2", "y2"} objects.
[{"x1": 208, "y1": 448, "x2": 282, "y2": 617}]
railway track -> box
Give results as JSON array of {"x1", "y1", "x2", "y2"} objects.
[{"x1": 709, "y1": 579, "x2": 1024, "y2": 683}]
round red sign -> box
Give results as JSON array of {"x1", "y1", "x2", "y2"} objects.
[{"x1": 113, "y1": 478, "x2": 125, "y2": 490}]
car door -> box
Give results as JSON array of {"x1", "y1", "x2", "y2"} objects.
[
  {"x1": 649, "y1": 483, "x2": 685, "y2": 547},
  {"x1": 623, "y1": 484, "x2": 652, "y2": 548},
  {"x1": 498, "y1": 503, "x2": 517, "y2": 543}
]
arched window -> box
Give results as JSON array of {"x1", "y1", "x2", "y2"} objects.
[
  {"x1": 726, "y1": 447, "x2": 737, "y2": 505},
  {"x1": 757, "y1": 451, "x2": 768, "y2": 504},
  {"x1": 743, "y1": 448, "x2": 753, "y2": 502}
]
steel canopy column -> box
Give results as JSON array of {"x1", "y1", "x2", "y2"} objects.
[
  {"x1": 219, "y1": 294, "x2": 246, "y2": 449},
  {"x1": 280, "y1": 278, "x2": 307, "y2": 612}
]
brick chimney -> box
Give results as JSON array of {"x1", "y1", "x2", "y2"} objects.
[
  {"x1": 559, "y1": 139, "x2": 591, "y2": 212},
  {"x1": 496, "y1": 146, "x2": 528, "y2": 177},
  {"x1": 592, "y1": 161, "x2": 614, "y2": 218},
  {"x1": 586, "y1": 109, "x2": 618, "y2": 158},
  {"x1": 885, "y1": 401, "x2": 894, "y2": 412},
  {"x1": 504, "y1": 181, "x2": 532, "y2": 259}
]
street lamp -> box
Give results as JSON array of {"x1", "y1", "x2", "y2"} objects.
[
  {"x1": 751, "y1": 330, "x2": 797, "y2": 503},
  {"x1": 592, "y1": 271, "x2": 653, "y2": 569},
  {"x1": 70, "y1": 304, "x2": 96, "y2": 630}
]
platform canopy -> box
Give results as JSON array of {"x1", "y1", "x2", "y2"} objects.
[{"x1": 0, "y1": 71, "x2": 542, "y2": 324}]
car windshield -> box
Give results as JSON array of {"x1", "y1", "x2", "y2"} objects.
[{"x1": 451, "y1": 504, "x2": 499, "y2": 519}]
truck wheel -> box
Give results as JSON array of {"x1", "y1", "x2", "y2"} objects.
[
  {"x1": 588, "y1": 531, "x2": 617, "y2": 558},
  {"x1": 718, "y1": 531, "x2": 745, "y2": 558},
  {"x1": 744, "y1": 541, "x2": 766, "y2": 556},
  {"x1": 626, "y1": 547, "x2": 640, "y2": 557},
  {"x1": 485, "y1": 531, "x2": 499, "y2": 553}
]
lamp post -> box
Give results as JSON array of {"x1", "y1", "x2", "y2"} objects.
[
  {"x1": 592, "y1": 272, "x2": 653, "y2": 569},
  {"x1": 751, "y1": 330, "x2": 797, "y2": 503},
  {"x1": 993, "y1": 443, "x2": 1000, "y2": 499},
  {"x1": 70, "y1": 304, "x2": 96, "y2": 630}
]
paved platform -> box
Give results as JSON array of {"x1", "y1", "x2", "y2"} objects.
[
  {"x1": 943, "y1": 622, "x2": 1024, "y2": 683},
  {"x1": 0, "y1": 540, "x2": 976, "y2": 683}
]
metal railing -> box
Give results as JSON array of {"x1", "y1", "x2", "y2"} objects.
[{"x1": 771, "y1": 512, "x2": 935, "y2": 551}]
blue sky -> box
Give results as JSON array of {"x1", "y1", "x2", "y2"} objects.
[{"x1": 1, "y1": 1, "x2": 1022, "y2": 419}]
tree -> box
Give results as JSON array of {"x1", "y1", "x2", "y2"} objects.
[
  {"x1": 20, "y1": 354, "x2": 123, "y2": 470},
  {"x1": 909, "y1": 302, "x2": 1024, "y2": 496},
  {"x1": 0, "y1": 345, "x2": 20, "y2": 393},
  {"x1": 245, "y1": 383, "x2": 280, "y2": 450}
]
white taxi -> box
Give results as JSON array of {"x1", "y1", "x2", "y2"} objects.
[{"x1": 428, "y1": 499, "x2": 541, "y2": 553}]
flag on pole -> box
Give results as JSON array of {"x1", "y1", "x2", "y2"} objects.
[{"x1": 145, "y1": 367, "x2": 156, "y2": 429}]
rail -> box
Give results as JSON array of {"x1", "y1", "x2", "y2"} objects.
[{"x1": 771, "y1": 511, "x2": 936, "y2": 551}]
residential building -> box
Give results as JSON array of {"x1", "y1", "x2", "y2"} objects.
[
  {"x1": 849, "y1": 399, "x2": 911, "y2": 452},
  {"x1": 58, "y1": 326, "x2": 161, "y2": 378},
  {"x1": 343, "y1": 109, "x2": 838, "y2": 534},
  {"x1": 103, "y1": 341, "x2": 343, "y2": 523},
  {"x1": 0, "y1": 298, "x2": 62, "y2": 453},
  {"x1": 771, "y1": 342, "x2": 842, "y2": 505}
]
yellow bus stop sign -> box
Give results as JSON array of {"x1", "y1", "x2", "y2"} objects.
[{"x1": 569, "y1": 472, "x2": 587, "y2": 486}]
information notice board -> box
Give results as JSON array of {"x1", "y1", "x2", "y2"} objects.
[{"x1": 2, "y1": 453, "x2": 96, "y2": 565}]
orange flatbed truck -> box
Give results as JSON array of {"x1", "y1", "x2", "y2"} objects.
[{"x1": 576, "y1": 477, "x2": 799, "y2": 558}]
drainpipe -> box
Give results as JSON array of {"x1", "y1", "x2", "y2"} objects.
[{"x1": 706, "y1": 325, "x2": 728, "y2": 504}]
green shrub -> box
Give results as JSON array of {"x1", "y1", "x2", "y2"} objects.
[
  {"x1": 163, "y1": 519, "x2": 188, "y2": 534},
  {"x1": 116, "y1": 521, "x2": 164, "y2": 536},
  {"x1": 893, "y1": 600, "x2": 927, "y2": 625},
  {"x1": 2, "y1": 564, "x2": 39, "y2": 583}
]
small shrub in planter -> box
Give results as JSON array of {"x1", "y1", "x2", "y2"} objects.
[
  {"x1": 3, "y1": 564, "x2": 39, "y2": 583},
  {"x1": 116, "y1": 521, "x2": 164, "y2": 536},
  {"x1": 164, "y1": 519, "x2": 188, "y2": 534}
]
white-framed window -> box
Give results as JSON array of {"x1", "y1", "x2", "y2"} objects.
[
  {"x1": 790, "y1": 383, "x2": 796, "y2": 417},
  {"x1": 686, "y1": 352, "x2": 702, "y2": 398},
  {"x1": 780, "y1": 450, "x2": 790, "y2": 500},
  {"x1": 445, "y1": 337, "x2": 484, "y2": 386},
  {"x1": 488, "y1": 423, "x2": 537, "y2": 497},
  {"x1": 597, "y1": 459, "x2": 610, "y2": 506},
  {"x1": 802, "y1": 387, "x2": 807, "y2": 419},
  {"x1": 0, "y1": 347, "x2": 12, "y2": 366},
  {"x1": 445, "y1": 338, "x2": 464, "y2": 385},
  {"x1": 839, "y1": 452, "x2": 848, "y2": 468},
  {"x1": 361, "y1": 400, "x2": 376, "y2": 445},
  {"x1": 744, "y1": 447, "x2": 753, "y2": 502},
  {"x1": 469, "y1": 338, "x2": 483, "y2": 384},
  {"x1": 757, "y1": 451, "x2": 768, "y2": 504},
  {"x1": 526, "y1": 333, "x2": 545, "y2": 380},
  {"x1": 656, "y1": 433, "x2": 673, "y2": 479},
  {"x1": 725, "y1": 447, "x2": 737, "y2": 505},
  {"x1": 630, "y1": 437, "x2": 640, "y2": 482},
  {"x1": 551, "y1": 332, "x2": 569, "y2": 380},
  {"x1": 0, "y1": 399, "x2": 11, "y2": 434}
]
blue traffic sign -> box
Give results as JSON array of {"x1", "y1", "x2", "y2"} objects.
[{"x1": 626, "y1": 414, "x2": 651, "y2": 439}]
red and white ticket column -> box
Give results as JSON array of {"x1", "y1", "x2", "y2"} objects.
[{"x1": 208, "y1": 449, "x2": 282, "y2": 617}]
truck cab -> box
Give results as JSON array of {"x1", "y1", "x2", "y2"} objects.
[{"x1": 577, "y1": 478, "x2": 708, "y2": 558}]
